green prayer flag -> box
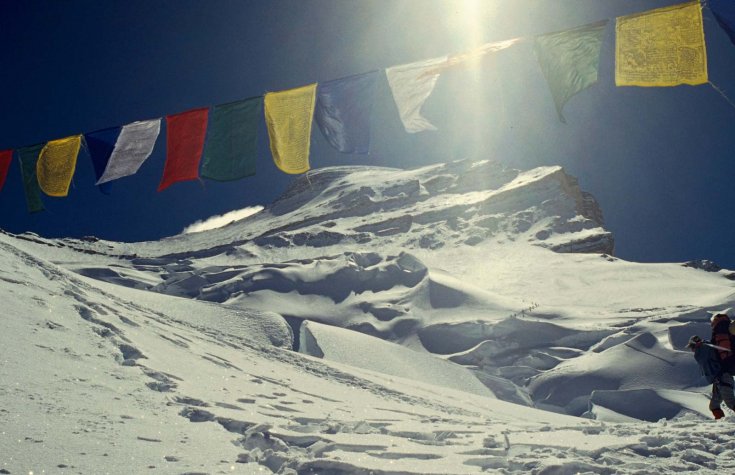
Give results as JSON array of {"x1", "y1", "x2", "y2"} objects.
[
  {"x1": 201, "y1": 96, "x2": 263, "y2": 182},
  {"x1": 17, "y1": 144, "x2": 45, "y2": 213},
  {"x1": 534, "y1": 20, "x2": 608, "y2": 123}
]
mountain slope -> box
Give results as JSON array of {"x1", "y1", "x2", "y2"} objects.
[
  {"x1": 5, "y1": 160, "x2": 735, "y2": 417},
  {"x1": 3, "y1": 160, "x2": 735, "y2": 473}
]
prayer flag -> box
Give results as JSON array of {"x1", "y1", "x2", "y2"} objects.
[
  {"x1": 85, "y1": 126, "x2": 121, "y2": 194},
  {"x1": 386, "y1": 55, "x2": 447, "y2": 133},
  {"x1": 616, "y1": 0, "x2": 707, "y2": 87},
  {"x1": 264, "y1": 84, "x2": 317, "y2": 174},
  {"x1": 534, "y1": 20, "x2": 608, "y2": 123},
  {"x1": 201, "y1": 96, "x2": 262, "y2": 182},
  {"x1": 315, "y1": 71, "x2": 378, "y2": 154},
  {"x1": 158, "y1": 108, "x2": 209, "y2": 191},
  {"x1": 17, "y1": 144, "x2": 45, "y2": 213},
  {"x1": 0, "y1": 150, "x2": 12, "y2": 192},
  {"x1": 710, "y1": 0, "x2": 735, "y2": 46},
  {"x1": 37, "y1": 135, "x2": 81, "y2": 197},
  {"x1": 97, "y1": 119, "x2": 160, "y2": 185}
]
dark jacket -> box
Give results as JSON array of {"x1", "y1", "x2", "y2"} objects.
[{"x1": 694, "y1": 342, "x2": 723, "y2": 383}]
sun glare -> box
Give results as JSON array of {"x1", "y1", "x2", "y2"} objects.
[{"x1": 447, "y1": 0, "x2": 492, "y2": 49}]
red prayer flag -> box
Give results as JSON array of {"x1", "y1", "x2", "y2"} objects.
[
  {"x1": 0, "y1": 149, "x2": 13, "y2": 192},
  {"x1": 158, "y1": 108, "x2": 209, "y2": 192}
]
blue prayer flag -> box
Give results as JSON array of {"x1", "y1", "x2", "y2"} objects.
[
  {"x1": 711, "y1": 0, "x2": 735, "y2": 46},
  {"x1": 315, "y1": 70, "x2": 378, "y2": 154},
  {"x1": 85, "y1": 126, "x2": 121, "y2": 195}
]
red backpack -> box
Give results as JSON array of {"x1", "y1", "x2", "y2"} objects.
[{"x1": 711, "y1": 313, "x2": 735, "y2": 365}]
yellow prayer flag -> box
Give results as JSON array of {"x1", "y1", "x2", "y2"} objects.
[
  {"x1": 37, "y1": 135, "x2": 82, "y2": 197},
  {"x1": 264, "y1": 84, "x2": 317, "y2": 174},
  {"x1": 616, "y1": 0, "x2": 707, "y2": 87}
]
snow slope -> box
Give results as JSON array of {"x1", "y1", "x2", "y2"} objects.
[{"x1": 3, "y1": 159, "x2": 735, "y2": 474}]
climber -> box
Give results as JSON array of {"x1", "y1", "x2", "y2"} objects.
[{"x1": 688, "y1": 335, "x2": 735, "y2": 419}]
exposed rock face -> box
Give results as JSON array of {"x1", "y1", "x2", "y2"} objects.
[
  {"x1": 683, "y1": 259, "x2": 735, "y2": 280},
  {"x1": 683, "y1": 259, "x2": 721, "y2": 272}
]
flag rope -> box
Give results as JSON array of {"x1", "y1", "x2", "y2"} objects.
[{"x1": 709, "y1": 81, "x2": 735, "y2": 111}]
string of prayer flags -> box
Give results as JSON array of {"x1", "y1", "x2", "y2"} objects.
[
  {"x1": 84, "y1": 126, "x2": 121, "y2": 194},
  {"x1": 616, "y1": 0, "x2": 707, "y2": 87},
  {"x1": 0, "y1": 150, "x2": 12, "y2": 192},
  {"x1": 534, "y1": 20, "x2": 608, "y2": 123},
  {"x1": 201, "y1": 96, "x2": 263, "y2": 182},
  {"x1": 97, "y1": 119, "x2": 161, "y2": 185},
  {"x1": 264, "y1": 84, "x2": 317, "y2": 174},
  {"x1": 37, "y1": 135, "x2": 82, "y2": 197},
  {"x1": 710, "y1": 0, "x2": 735, "y2": 46},
  {"x1": 17, "y1": 144, "x2": 45, "y2": 213},
  {"x1": 315, "y1": 71, "x2": 378, "y2": 154},
  {"x1": 158, "y1": 108, "x2": 209, "y2": 191},
  {"x1": 385, "y1": 55, "x2": 447, "y2": 133},
  {"x1": 5, "y1": 0, "x2": 734, "y2": 216}
]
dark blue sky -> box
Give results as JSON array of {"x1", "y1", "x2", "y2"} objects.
[{"x1": 0, "y1": 0, "x2": 733, "y2": 268}]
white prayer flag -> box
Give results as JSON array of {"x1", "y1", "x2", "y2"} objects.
[
  {"x1": 96, "y1": 118, "x2": 161, "y2": 185},
  {"x1": 385, "y1": 55, "x2": 447, "y2": 133}
]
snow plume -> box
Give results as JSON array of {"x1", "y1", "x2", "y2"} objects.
[{"x1": 181, "y1": 205, "x2": 263, "y2": 234}]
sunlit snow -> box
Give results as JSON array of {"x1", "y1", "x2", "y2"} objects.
[{"x1": 2, "y1": 160, "x2": 734, "y2": 474}]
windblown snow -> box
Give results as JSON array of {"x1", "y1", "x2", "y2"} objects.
[{"x1": 2, "y1": 160, "x2": 735, "y2": 474}]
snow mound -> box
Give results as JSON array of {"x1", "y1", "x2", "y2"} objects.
[
  {"x1": 529, "y1": 332, "x2": 701, "y2": 416},
  {"x1": 587, "y1": 388, "x2": 709, "y2": 422},
  {"x1": 422, "y1": 316, "x2": 612, "y2": 357},
  {"x1": 300, "y1": 320, "x2": 493, "y2": 397}
]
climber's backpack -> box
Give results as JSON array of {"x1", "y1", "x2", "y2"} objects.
[{"x1": 712, "y1": 314, "x2": 735, "y2": 363}]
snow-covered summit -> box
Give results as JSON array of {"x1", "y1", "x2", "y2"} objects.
[
  {"x1": 252, "y1": 160, "x2": 612, "y2": 255},
  {"x1": 6, "y1": 160, "x2": 612, "y2": 260}
]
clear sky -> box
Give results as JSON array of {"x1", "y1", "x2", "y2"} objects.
[{"x1": 0, "y1": 0, "x2": 733, "y2": 268}]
